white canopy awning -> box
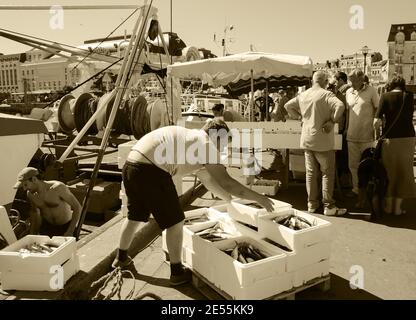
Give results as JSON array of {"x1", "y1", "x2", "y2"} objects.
[{"x1": 167, "y1": 51, "x2": 314, "y2": 87}]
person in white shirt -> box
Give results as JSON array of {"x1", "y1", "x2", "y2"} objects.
[
  {"x1": 285, "y1": 71, "x2": 347, "y2": 216},
  {"x1": 112, "y1": 119, "x2": 274, "y2": 285},
  {"x1": 345, "y1": 69, "x2": 380, "y2": 205}
]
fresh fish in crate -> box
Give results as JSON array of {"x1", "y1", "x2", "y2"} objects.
[
  {"x1": 273, "y1": 213, "x2": 316, "y2": 230},
  {"x1": 18, "y1": 242, "x2": 59, "y2": 255},
  {"x1": 184, "y1": 213, "x2": 210, "y2": 225},
  {"x1": 223, "y1": 241, "x2": 268, "y2": 264},
  {"x1": 195, "y1": 223, "x2": 234, "y2": 242}
]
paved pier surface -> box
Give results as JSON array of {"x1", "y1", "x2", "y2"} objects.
[{"x1": 2, "y1": 182, "x2": 415, "y2": 300}]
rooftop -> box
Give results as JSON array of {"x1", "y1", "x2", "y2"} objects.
[{"x1": 387, "y1": 23, "x2": 416, "y2": 42}]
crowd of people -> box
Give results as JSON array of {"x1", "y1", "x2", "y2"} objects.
[{"x1": 283, "y1": 69, "x2": 415, "y2": 216}]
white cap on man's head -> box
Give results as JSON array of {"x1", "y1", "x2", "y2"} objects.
[{"x1": 14, "y1": 167, "x2": 39, "y2": 189}]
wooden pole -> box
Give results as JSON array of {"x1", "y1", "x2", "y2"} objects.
[
  {"x1": 266, "y1": 80, "x2": 269, "y2": 122},
  {"x1": 250, "y1": 69, "x2": 254, "y2": 122}
]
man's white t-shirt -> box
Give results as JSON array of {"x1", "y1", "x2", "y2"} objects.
[{"x1": 131, "y1": 126, "x2": 221, "y2": 177}]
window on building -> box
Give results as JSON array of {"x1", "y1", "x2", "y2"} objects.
[
  {"x1": 31, "y1": 70, "x2": 34, "y2": 75},
  {"x1": 6, "y1": 70, "x2": 9, "y2": 86},
  {"x1": 411, "y1": 32, "x2": 416, "y2": 41}
]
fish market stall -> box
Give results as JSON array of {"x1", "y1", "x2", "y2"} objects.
[{"x1": 167, "y1": 52, "x2": 342, "y2": 189}]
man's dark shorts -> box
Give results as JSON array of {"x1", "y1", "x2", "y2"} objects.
[
  {"x1": 122, "y1": 161, "x2": 185, "y2": 230},
  {"x1": 40, "y1": 220, "x2": 71, "y2": 237}
]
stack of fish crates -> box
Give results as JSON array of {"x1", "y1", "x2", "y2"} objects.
[
  {"x1": 164, "y1": 197, "x2": 333, "y2": 299},
  {"x1": 0, "y1": 235, "x2": 79, "y2": 291},
  {"x1": 257, "y1": 209, "x2": 332, "y2": 287},
  {"x1": 226, "y1": 199, "x2": 333, "y2": 288}
]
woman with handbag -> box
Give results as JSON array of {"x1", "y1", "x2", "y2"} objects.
[{"x1": 373, "y1": 76, "x2": 416, "y2": 216}]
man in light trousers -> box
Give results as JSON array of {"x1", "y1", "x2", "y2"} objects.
[
  {"x1": 285, "y1": 71, "x2": 347, "y2": 216},
  {"x1": 345, "y1": 69, "x2": 380, "y2": 206}
]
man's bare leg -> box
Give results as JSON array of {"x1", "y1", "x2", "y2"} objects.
[
  {"x1": 112, "y1": 218, "x2": 141, "y2": 268},
  {"x1": 165, "y1": 220, "x2": 191, "y2": 285},
  {"x1": 166, "y1": 220, "x2": 184, "y2": 264},
  {"x1": 118, "y1": 218, "x2": 142, "y2": 250}
]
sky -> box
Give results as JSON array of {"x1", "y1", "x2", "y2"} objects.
[{"x1": 0, "y1": 0, "x2": 415, "y2": 63}]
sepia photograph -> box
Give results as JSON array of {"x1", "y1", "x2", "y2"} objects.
[{"x1": 0, "y1": 0, "x2": 415, "y2": 308}]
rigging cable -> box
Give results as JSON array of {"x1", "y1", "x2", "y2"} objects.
[{"x1": 70, "y1": 6, "x2": 141, "y2": 72}]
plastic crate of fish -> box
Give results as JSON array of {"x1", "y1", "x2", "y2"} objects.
[
  {"x1": 182, "y1": 218, "x2": 242, "y2": 254},
  {"x1": 290, "y1": 259, "x2": 330, "y2": 288},
  {"x1": 207, "y1": 236, "x2": 291, "y2": 299},
  {"x1": 161, "y1": 206, "x2": 231, "y2": 258},
  {"x1": 212, "y1": 206, "x2": 332, "y2": 274},
  {"x1": 209, "y1": 236, "x2": 287, "y2": 287},
  {"x1": 251, "y1": 180, "x2": 280, "y2": 196},
  {"x1": 258, "y1": 209, "x2": 333, "y2": 251},
  {"x1": 227, "y1": 198, "x2": 292, "y2": 228},
  {"x1": 0, "y1": 235, "x2": 77, "y2": 274},
  {"x1": 1, "y1": 254, "x2": 79, "y2": 291}
]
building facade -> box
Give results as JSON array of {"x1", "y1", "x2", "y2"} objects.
[
  {"x1": 0, "y1": 53, "x2": 26, "y2": 94},
  {"x1": 387, "y1": 23, "x2": 416, "y2": 86},
  {"x1": 20, "y1": 49, "x2": 70, "y2": 93}
]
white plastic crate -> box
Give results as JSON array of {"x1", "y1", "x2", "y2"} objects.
[
  {"x1": 214, "y1": 205, "x2": 332, "y2": 273},
  {"x1": 291, "y1": 259, "x2": 330, "y2": 288},
  {"x1": 258, "y1": 209, "x2": 333, "y2": 251},
  {"x1": 227, "y1": 198, "x2": 292, "y2": 228},
  {"x1": 1, "y1": 254, "x2": 79, "y2": 291},
  {"x1": 206, "y1": 236, "x2": 291, "y2": 299},
  {"x1": 182, "y1": 246, "x2": 212, "y2": 281},
  {"x1": 161, "y1": 206, "x2": 234, "y2": 262},
  {"x1": 209, "y1": 236, "x2": 287, "y2": 287},
  {"x1": 0, "y1": 235, "x2": 77, "y2": 274},
  {"x1": 251, "y1": 180, "x2": 280, "y2": 196},
  {"x1": 182, "y1": 218, "x2": 241, "y2": 253},
  {"x1": 285, "y1": 242, "x2": 331, "y2": 272}
]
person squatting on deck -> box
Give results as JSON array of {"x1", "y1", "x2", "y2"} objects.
[
  {"x1": 112, "y1": 119, "x2": 274, "y2": 286},
  {"x1": 284, "y1": 71, "x2": 347, "y2": 216},
  {"x1": 13, "y1": 167, "x2": 81, "y2": 237},
  {"x1": 373, "y1": 75, "x2": 416, "y2": 215}
]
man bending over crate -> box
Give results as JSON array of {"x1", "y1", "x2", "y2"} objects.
[
  {"x1": 13, "y1": 167, "x2": 81, "y2": 237},
  {"x1": 112, "y1": 118, "x2": 274, "y2": 286}
]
